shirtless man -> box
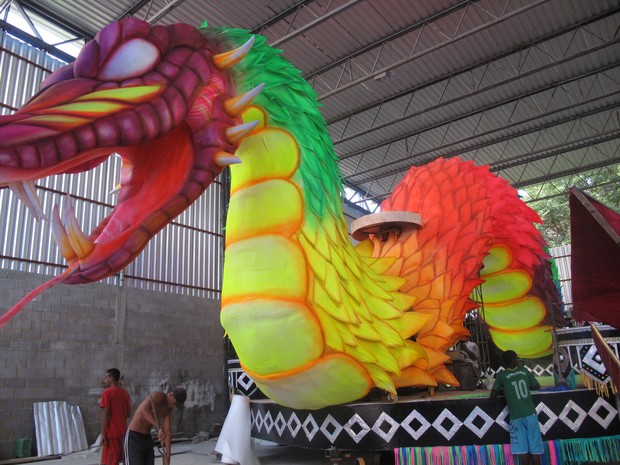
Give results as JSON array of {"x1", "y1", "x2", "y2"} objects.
[{"x1": 124, "y1": 387, "x2": 187, "y2": 465}]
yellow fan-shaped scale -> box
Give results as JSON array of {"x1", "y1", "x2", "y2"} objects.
[
  {"x1": 313, "y1": 279, "x2": 354, "y2": 324},
  {"x1": 332, "y1": 314, "x2": 360, "y2": 347},
  {"x1": 221, "y1": 299, "x2": 323, "y2": 374},
  {"x1": 393, "y1": 366, "x2": 437, "y2": 388},
  {"x1": 417, "y1": 334, "x2": 452, "y2": 351},
  {"x1": 364, "y1": 293, "x2": 403, "y2": 320},
  {"x1": 345, "y1": 342, "x2": 378, "y2": 363},
  {"x1": 420, "y1": 347, "x2": 451, "y2": 370},
  {"x1": 378, "y1": 274, "x2": 408, "y2": 291},
  {"x1": 364, "y1": 341, "x2": 401, "y2": 375},
  {"x1": 322, "y1": 264, "x2": 343, "y2": 306},
  {"x1": 395, "y1": 311, "x2": 432, "y2": 338},
  {"x1": 300, "y1": 234, "x2": 328, "y2": 282},
  {"x1": 430, "y1": 319, "x2": 456, "y2": 340},
  {"x1": 431, "y1": 366, "x2": 459, "y2": 386},
  {"x1": 350, "y1": 319, "x2": 382, "y2": 342},
  {"x1": 314, "y1": 306, "x2": 345, "y2": 352},
  {"x1": 364, "y1": 256, "x2": 399, "y2": 275},
  {"x1": 363, "y1": 363, "x2": 397, "y2": 393},
  {"x1": 484, "y1": 296, "x2": 546, "y2": 331},
  {"x1": 328, "y1": 246, "x2": 352, "y2": 287},
  {"x1": 393, "y1": 341, "x2": 428, "y2": 368},
  {"x1": 373, "y1": 319, "x2": 407, "y2": 347}
]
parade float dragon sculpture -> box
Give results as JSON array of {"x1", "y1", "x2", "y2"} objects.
[{"x1": 0, "y1": 19, "x2": 561, "y2": 409}]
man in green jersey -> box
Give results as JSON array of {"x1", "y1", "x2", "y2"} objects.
[{"x1": 491, "y1": 350, "x2": 543, "y2": 465}]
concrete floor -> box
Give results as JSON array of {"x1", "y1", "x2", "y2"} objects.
[{"x1": 32, "y1": 438, "x2": 390, "y2": 465}]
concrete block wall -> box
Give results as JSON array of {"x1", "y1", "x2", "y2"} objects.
[{"x1": 0, "y1": 269, "x2": 227, "y2": 460}]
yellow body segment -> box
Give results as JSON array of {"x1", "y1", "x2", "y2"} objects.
[
  {"x1": 479, "y1": 270, "x2": 532, "y2": 303},
  {"x1": 484, "y1": 296, "x2": 546, "y2": 331},
  {"x1": 222, "y1": 235, "x2": 307, "y2": 303},
  {"x1": 480, "y1": 245, "x2": 512, "y2": 276},
  {"x1": 221, "y1": 299, "x2": 323, "y2": 374},
  {"x1": 489, "y1": 325, "x2": 553, "y2": 357},
  {"x1": 246, "y1": 354, "x2": 373, "y2": 410},
  {"x1": 230, "y1": 128, "x2": 300, "y2": 194},
  {"x1": 226, "y1": 179, "x2": 303, "y2": 245}
]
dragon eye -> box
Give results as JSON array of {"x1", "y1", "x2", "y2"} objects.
[{"x1": 98, "y1": 38, "x2": 160, "y2": 81}]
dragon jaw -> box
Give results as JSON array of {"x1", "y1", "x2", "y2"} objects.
[{"x1": 0, "y1": 18, "x2": 261, "y2": 324}]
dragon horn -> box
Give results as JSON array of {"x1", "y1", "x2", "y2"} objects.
[
  {"x1": 224, "y1": 83, "x2": 265, "y2": 116},
  {"x1": 215, "y1": 151, "x2": 242, "y2": 167},
  {"x1": 214, "y1": 37, "x2": 255, "y2": 69},
  {"x1": 225, "y1": 120, "x2": 260, "y2": 144}
]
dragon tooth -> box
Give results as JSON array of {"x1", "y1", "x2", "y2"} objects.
[
  {"x1": 8, "y1": 181, "x2": 47, "y2": 222},
  {"x1": 215, "y1": 151, "x2": 242, "y2": 167},
  {"x1": 109, "y1": 182, "x2": 122, "y2": 196},
  {"x1": 61, "y1": 195, "x2": 95, "y2": 259},
  {"x1": 51, "y1": 204, "x2": 77, "y2": 262},
  {"x1": 214, "y1": 36, "x2": 255, "y2": 69},
  {"x1": 224, "y1": 83, "x2": 265, "y2": 116},
  {"x1": 225, "y1": 120, "x2": 260, "y2": 144}
]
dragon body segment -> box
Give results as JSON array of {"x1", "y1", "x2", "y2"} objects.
[
  {"x1": 217, "y1": 29, "x2": 428, "y2": 408},
  {"x1": 0, "y1": 19, "x2": 561, "y2": 409}
]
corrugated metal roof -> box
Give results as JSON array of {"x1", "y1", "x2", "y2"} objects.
[{"x1": 2, "y1": 0, "x2": 619, "y2": 205}]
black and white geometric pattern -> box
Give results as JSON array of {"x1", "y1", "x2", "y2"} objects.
[
  {"x1": 227, "y1": 358, "x2": 260, "y2": 397},
  {"x1": 556, "y1": 325, "x2": 620, "y2": 385},
  {"x1": 250, "y1": 389, "x2": 620, "y2": 450}
]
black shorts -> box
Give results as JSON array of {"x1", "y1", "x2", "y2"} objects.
[{"x1": 124, "y1": 430, "x2": 154, "y2": 465}]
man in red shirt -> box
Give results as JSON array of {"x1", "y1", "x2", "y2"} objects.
[{"x1": 100, "y1": 368, "x2": 131, "y2": 465}]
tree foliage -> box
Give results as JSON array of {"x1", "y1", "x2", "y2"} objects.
[{"x1": 519, "y1": 164, "x2": 620, "y2": 248}]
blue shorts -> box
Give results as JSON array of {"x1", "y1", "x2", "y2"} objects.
[{"x1": 509, "y1": 414, "x2": 543, "y2": 455}]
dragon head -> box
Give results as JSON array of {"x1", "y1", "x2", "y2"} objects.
[{"x1": 0, "y1": 18, "x2": 261, "y2": 323}]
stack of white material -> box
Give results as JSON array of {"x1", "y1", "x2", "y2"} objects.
[{"x1": 34, "y1": 401, "x2": 88, "y2": 456}]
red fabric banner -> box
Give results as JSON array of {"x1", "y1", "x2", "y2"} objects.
[{"x1": 570, "y1": 188, "x2": 620, "y2": 327}]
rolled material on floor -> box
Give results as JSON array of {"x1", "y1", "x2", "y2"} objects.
[{"x1": 215, "y1": 395, "x2": 260, "y2": 465}]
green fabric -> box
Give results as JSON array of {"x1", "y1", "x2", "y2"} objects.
[{"x1": 492, "y1": 366, "x2": 540, "y2": 419}]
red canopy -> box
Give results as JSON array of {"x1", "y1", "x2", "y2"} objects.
[{"x1": 570, "y1": 188, "x2": 620, "y2": 327}]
